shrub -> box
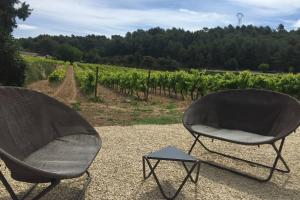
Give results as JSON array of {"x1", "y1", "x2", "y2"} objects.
[
  {"x1": 258, "y1": 63, "x2": 270, "y2": 72},
  {"x1": 48, "y1": 67, "x2": 67, "y2": 82}
]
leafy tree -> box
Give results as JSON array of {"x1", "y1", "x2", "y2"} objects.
[
  {"x1": 225, "y1": 58, "x2": 239, "y2": 70},
  {"x1": 277, "y1": 24, "x2": 286, "y2": 33},
  {"x1": 84, "y1": 49, "x2": 101, "y2": 63},
  {"x1": 0, "y1": 0, "x2": 31, "y2": 86},
  {"x1": 288, "y1": 66, "x2": 294, "y2": 73},
  {"x1": 258, "y1": 63, "x2": 270, "y2": 73},
  {"x1": 18, "y1": 25, "x2": 300, "y2": 73},
  {"x1": 54, "y1": 44, "x2": 83, "y2": 63},
  {"x1": 142, "y1": 56, "x2": 157, "y2": 68},
  {"x1": 36, "y1": 36, "x2": 58, "y2": 55}
]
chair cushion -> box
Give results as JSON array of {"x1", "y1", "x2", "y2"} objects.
[
  {"x1": 23, "y1": 134, "x2": 99, "y2": 177},
  {"x1": 190, "y1": 124, "x2": 275, "y2": 144}
]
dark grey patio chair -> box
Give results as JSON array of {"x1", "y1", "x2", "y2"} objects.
[
  {"x1": 183, "y1": 89, "x2": 300, "y2": 182},
  {"x1": 0, "y1": 87, "x2": 101, "y2": 200}
]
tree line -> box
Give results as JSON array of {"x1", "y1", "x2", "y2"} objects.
[
  {"x1": 0, "y1": 0, "x2": 31, "y2": 86},
  {"x1": 19, "y1": 25, "x2": 300, "y2": 72}
]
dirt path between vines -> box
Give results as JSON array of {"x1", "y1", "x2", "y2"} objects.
[
  {"x1": 54, "y1": 66, "x2": 77, "y2": 103},
  {"x1": 27, "y1": 68, "x2": 190, "y2": 126}
]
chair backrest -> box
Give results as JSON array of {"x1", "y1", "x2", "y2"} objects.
[
  {"x1": 0, "y1": 87, "x2": 97, "y2": 160},
  {"x1": 183, "y1": 89, "x2": 300, "y2": 138}
]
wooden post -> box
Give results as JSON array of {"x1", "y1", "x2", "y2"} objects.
[
  {"x1": 95, "y1": 67, "x2": 99, "y2": 98},
  {"x1": 146, "y1": 69, "x2": 151, "y2": 101}
]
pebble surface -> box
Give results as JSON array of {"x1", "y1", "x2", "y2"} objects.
[{"x1": 1, "y1": 124, "x2": 299, "y2": 200}]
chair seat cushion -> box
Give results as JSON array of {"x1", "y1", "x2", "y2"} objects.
[
  {"x1": 190, "y1": 124, "x2": 275, "y2": 144},
  {"x1": 23, "y1": 134, "x2": 99, "y2": 178}
]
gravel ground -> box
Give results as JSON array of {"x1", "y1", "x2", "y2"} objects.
[{"x1": 1, "y1": 124, "x2": 300, "y2": 200}]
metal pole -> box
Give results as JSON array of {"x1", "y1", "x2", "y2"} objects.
[
  {"x1": 146, "y1": 69, "x2": 151, "y2": 101},
  {"x1": 95, "y1": 67, "x2": 99, "y2": 98}
]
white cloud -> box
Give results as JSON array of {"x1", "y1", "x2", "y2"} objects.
[
  {"x1": 229, "y1": 0, "x2": 300, "y2": 15},
  {"x1": 293, "y1": 19, "x2": 300, "y2": 28},
  {"x1": 18, "y1": 24, "x2": 37, "y2": 30},
  {"x1": 179, "y1": 9, "x2": 198, "y2": 15},
  {"x1": 15, "y1": 0, "x2": 233, "y2": 37},
  {"x1": 229, "y1": 0, "x2": 300, "y2": 9}
]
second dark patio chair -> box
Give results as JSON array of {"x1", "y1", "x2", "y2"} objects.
[{"x1": 183, "y1": 89, "x2": 300, "y2": 182}]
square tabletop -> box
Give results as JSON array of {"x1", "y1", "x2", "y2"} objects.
[{"x1": 145, "y1": 146, "x2": 198, "y2": 162}]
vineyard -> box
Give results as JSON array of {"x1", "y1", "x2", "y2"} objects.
[
  {"x1": 73, "y1": 63, "x2": 300, "y2": 100},
  {"x1": 23, "y1": 55, "x2": 65, "y2": 84},
  {"x1": 21, "y1": 55, "x2": 300, "y2": 125},
  {"x1": 48, "y1": 65, "x2": 68, "y2": 83},
  {"x1": 22, "y1": 55, "x2": 300, "y2": 100}
]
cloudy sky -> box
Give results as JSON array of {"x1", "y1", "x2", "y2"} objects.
[{"x1": 14, "y1": 0, "x2": 300, "y2": 38}]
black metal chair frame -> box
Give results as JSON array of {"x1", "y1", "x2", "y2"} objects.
[
  {"x1": 0, "y1": 169, "x2": 91, "y2": 200},
  {"x1": 188, "y1": 133, "x2": 291, "y2": 182},
  {"x1": 143, "y1": 156, "x2": 200, "y2": 200}
]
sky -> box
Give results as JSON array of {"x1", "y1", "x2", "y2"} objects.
[{"x1": 14, "y1": 0, "x2": 300, "y2": 38}]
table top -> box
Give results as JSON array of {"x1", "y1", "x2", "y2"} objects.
[{"x1": 145, "y1": 146, "x2": 198, "y2": 162}]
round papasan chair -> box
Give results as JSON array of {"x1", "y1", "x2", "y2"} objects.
[{"x1": 0, "y1": 87, "x2": 101, "y2": 200}]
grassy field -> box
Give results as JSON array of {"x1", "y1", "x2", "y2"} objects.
[{"x1": 76, "y1": 84, "x2": 190, "y2": 126}]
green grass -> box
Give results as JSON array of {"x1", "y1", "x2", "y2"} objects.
[
  {"x1": 134, "y1": 106, "x2": 154, "y2": 112},
  {"x1": 89, "y1": 96, "x2": 105, "y2": 103},
  {"x1": 71, "y1": 101, "x2": 81, "y2": 111},
  {"x1": 131, "y1": 114, "x2": 181, "y2": 125},
  {"x1": 150, "y1": 100, "x2": 160, "y2": 105},
  {"x1": 166, "y1": 102, "x2": 177, "y2": 110},
  {"x1": 132, "y1": 109, "x2": 142, "y2": 119}
]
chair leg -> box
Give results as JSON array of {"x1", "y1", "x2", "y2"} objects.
[
  {"x1": 21, "y1": 184, "x2": 38, "y2": 200},
  {"x1": 0, "y1": 171, "x2": 60, "y2": 200},
  {"x1": 188, "y1": 134, "x2": 289, "y2": 182},
  {"x1": 32, "y1": 180, "x2": 60, "y2": 200},
  {"x1": 271, "y1": 143, "x2": 290, "y2": 173},
  {"x1": 188, "y1": 134, "x2": 200, "y2": 154},
  {"x1": 1, "y1": 170, "x2": 94, "y2": 200},
  {"x1": 77, "y1": 171, "x2": 92, "y2": 200},
  {"x1": 144, "y1": 158, "x2": 198, "y2": 200},
  {"x1": 0, "y1": 171, "x2": 19, "y2": 200}
]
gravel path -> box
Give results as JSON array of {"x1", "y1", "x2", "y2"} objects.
[{"x1": 1, "y1": 124, "x2": 300, "y2": 200}]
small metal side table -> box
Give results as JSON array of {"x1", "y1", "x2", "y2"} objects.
[{"x1": 143, "y1": 146, "x2": 201, "y2": 200}]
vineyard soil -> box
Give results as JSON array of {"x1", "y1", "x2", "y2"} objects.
[
  {"x1": 53, "y1": 66, "x2": 77, "y2": 102},
  {"x1": 27, "y1": 65, "x2": 191, "y2": 126}
]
